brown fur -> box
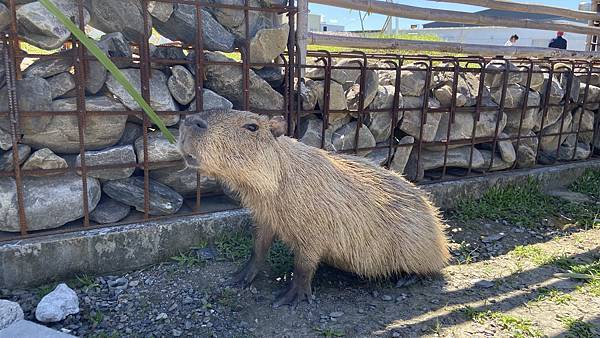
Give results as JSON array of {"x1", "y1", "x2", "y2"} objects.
[{"x1": 179, "y1": 109, "x2": 450, "y2": 302}]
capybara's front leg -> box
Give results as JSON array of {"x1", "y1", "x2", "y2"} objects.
[
  {"x1": 272, "y1": 254, "x2": 317, "y2": 308},
  {"x1": 232, "y1": 225, "x2": 274, "y2": 288}
]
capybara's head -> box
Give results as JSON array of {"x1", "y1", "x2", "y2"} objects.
[{"x1": 178, "y1": 109, "x2": 287, "y2": 188}]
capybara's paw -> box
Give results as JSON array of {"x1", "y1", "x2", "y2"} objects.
[
  {"x1": 231, "y1": 259, "x2": 259, "y2": 288},
  {"x1": 395, "y1": 273, "x2": 420, "y2": 288},
  {"x1": 272, "y1": 282, "x2": 312, "y2": 308}
]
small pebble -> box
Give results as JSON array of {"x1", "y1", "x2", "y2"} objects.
[
  {"x1": 329, "y1": 311, "x2": 344, "y2": 318},
  {"x1": 381, "y1": 295, "x2": 392, "y2": 301}
]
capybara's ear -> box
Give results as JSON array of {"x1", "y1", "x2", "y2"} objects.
[{"x1": 269, "y1": 116, "x2": 286, "y2": 138}]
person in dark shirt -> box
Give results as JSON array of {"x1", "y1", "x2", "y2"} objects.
[{"x1": 548, "y1": 31, "x2": 567, "y2": 50}]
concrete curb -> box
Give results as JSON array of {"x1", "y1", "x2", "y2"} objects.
[{"x1": 1, "y1": 159, "x2": 599, "y2": 288}]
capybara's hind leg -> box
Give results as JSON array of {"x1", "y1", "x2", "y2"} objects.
[
  {"x1": 394, "y1": 273, "x2": 420, "y2": 288},
  {"x1": 232, "y1": 226, "x2": 274, "y2": 288},
  {"x1": 273, "y1": 255, "x2": 317, "y2": 308}
]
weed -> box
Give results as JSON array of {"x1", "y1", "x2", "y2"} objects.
[
  {"x1": 453, "y1": 179, "x2": 554, "y2": 227},
  {"x1": 462, "y1": 308, "x2": 542, "y2": 337},
  {"x1": 216, "y1": 231, "x2": 295, "y2": 275},
  {"x1": 88, "y1": 310, "x2": 104, "y2": 327},
  {"x1": 531, "y1": 288, "x2": 573, "y2": 305},
  {"x1": 313, "y1": 327, "x2": 345, "y2": 337},
  {"x1": 456, "y1": 241, "x2": 476, "y2": 265},
  {"x1": 560, "y1": 317, "x2": 597, "y2": 338},
  {"x1": 36, "y1": 284, "x2": 56, "y2": 299},
  {"x1": 510, "y1": 245, "x2": 559, "y2": 266},
  {"x1": 217, "y1": 288, "x2": 238, "y2": 307},
  {"x1": 75, "y1": 274, "x2": 100, "y2": 291},
  {"x1": 570, "y1": 169, "x2": 600, "y2": 201},
  {"x1": 428, "y1": 319, "x2": 443, "y2": 335},
  {"x1": 557, "y1": 258, "x2": 600, "y2": 296},
  {"x1": 170, "y1": 252, "x2": 202, "y2": 267}
]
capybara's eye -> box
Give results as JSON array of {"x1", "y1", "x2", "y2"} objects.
[{"x1": 243, "y1": 123, "x2": 259, "y2": 132}]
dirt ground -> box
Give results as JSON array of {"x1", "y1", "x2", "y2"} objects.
[{"x1": 3, "y1": 173, "x2": 600, "y2": 338}]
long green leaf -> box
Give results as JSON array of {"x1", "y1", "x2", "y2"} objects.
[{"x1": 39, "y1": 0, "x2": 176, "y2": 143}]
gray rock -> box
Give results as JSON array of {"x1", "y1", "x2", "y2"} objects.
[
  {"x1": 150, "y1": 164, "x2": 220, "y2": 197},
  {"x1": 188, "y1": 89, "x2": 234, "y2": 111},
  {"x1": 558, "y1": 143, "x2": 591, "y2": 161},
  {"x1": 380, "y1": 66, "x2": 428, "y2": 97},
  {"x1": 305, "y1": 58, "x2": 361, "y2": 84},
  {"x1": 22, "y1": 96, "x2": 128, "y2": 153},
  {"x1": 75, "y1": 145, "x2": 136, "y2": 180},
  {"x1": 135, "y1": 129, "x2": 181, "y2": 169},
  {"x1": 106, "y1": 68, "x2": 179, "y2": 127},
  {"x1": 23, "y1": 52, "x2": 72, "y2": 78},
  {"x1": 298, "y1": 79, "x2": 318, "y2": 112},
  {"x1": 154, "y1": 5, "x2": 235, "y2": 52},
  {"x1": 249, "y1": 24, "x2": 289, "y2": 65},
  {"x1": 312, "y1": 80, "x2": 347, "y2": 123},
  {"x1": 0, "y1": 320, "x2": 76, "y2": 337},
  {"x1": 255, "y1": 66, "x2": 284, "y2": 88},
  {"x1": 84, "y1": 54, "x2": 107, "y2": 95},
  {"x1": 482, "y1": 233, "x2": 505, "y2": 243},
  {"x1": 420, "y1": 146, "x2": 485, "y2": 171},
  {"x1": 0, "y1": 128, "x2": 11, "y2": 151},
  {"x1": 517, "y1": 64, "x2": 545, "y2": 91},
  {"x1": 21, "y1": 148, "x2": 68, "y2": 175},
  {"x1": 206, "y1": 0, "x2": 283, "y2": 42},
  {"x1": 476, "y1": 150, "x2": 513, "y2": 172},
  {"x1": 97, "y1": 32, "x2": 133, "y2": 69},
  {"x1": 0, "y1": 300, "x2": 24, "y2": 330},
  {"x1": 364, "y1": 142, "x2": 393, "y2": 166},
  {"x1": 535, "y1": 106, "x2": 566, "y2": 132},
  {"x1": 0, "y1": 3, "x2": 9, "y2": 32},
  {"x1": 298, "y1": 118, "x2": 333, "y2": 150},
  {"x1": 202, "y1": 52, "x2": 284, "y2": 110},
  {"x1": 484, "y1": 60, "x2": 523, "y2": 88},
  {"x1": 89, "y1": 197, "x2": 130, "y2": 224},
  {"x1": 580, "y1": 83, "x2": 600, "y2": 104},
  {"x1": 433, "y1": 66, "x2": 487, "y2": 107},
  {"x1": 346, "y1": 69, "x2": 379, "y2": 111},
  {"x1": 540, "y1": 76, "x2": 565, "y2": 105},
  {"x1": 0, "y1": 144, "x2": 30, "y2": 172},
  {"x1": 497, "y1": 133, "x2": 516, "y2": 163},
  {"x1": 472, "y1": 279, "x2": 495, "y2": 288},
  {"x1": 148, "y1": 1, "x2": 174, "y2": 22},
  {"x1": 0, "y1": 77, "x2": 52, "y2": 134},
  {"x1": 35, "y1": 283, "x2": 79, "y2": 323},
  {"x1": 117, "y1": 122, "x2": 144, "y2": 146},
  {"x1": 331, "y1": 121, "x2": 376, "y2": 155},
  {"x1": 17, "y1": 0, "x2": 90, "y2": 49},
  {"x1": 399, "y1": 96, "x2": 442, "y2": 142},
  {"x1": 103, "y1": 176, "x2": 183, "y2": 215},
  {"x1": 168, "y1": 65, "x2": 196, "y2": 105},
  {"x1": 431, "y1": 111, "x2": 506, "y2": 149},
  {"x1": 0, "y1": 173, "x2": 101, "y2": 232},
  {"x1": 434, "y1": 84, "x2": 467, "y2": 108},
  {"x1": 554, "y1": 64, "x2": 580, "y2": 103},
  {"x1": 389, "y1": 136, "x2": 414, "y2": 174},
  {"x1": 491, "y1": 85, "x2": 540, "y2": 131},
  {"x1": 572, "y1": 108, "x2": 595, "y2": 144},
  {"x1": 367, "y1": 87, "x2": 404, "y2": 143},
  {"x1": 47, "y1": 73, "x2": 76, "y2": 99},
  {"x1": 539, "y1": 111, "x2": 572, "y2": 152},
  {"x1": 86, "y1": 0, "x2": 150, "y2": 42},
  {"x1": 149, "y1": 44, "x2": 186, "y2": 71},
  {"x1": 514, "y1": 130, "x2": 538, "y2": 168}
]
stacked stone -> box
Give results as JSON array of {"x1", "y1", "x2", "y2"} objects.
[
  {"x1": 297, "y1": 59, "x2": 599, "y2": 181},
  {"x1": 0, "y1": 0, "x2": 290, "y2": 232}
]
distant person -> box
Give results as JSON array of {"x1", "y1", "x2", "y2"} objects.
[
  {"x1": 549, "y1": 31, "x2": 567, "y2": 49},
  {"x1": 504, "y1": 34, "x2": 519, "y2": 46}
]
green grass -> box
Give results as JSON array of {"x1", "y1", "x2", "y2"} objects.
[
  {"x1": 216, "y1": 288, "x2": 238, "y2": 307},
  {"x1": 36, "y1": 284, "x2": 56, "y2": 299},
  {"x1": 308, "y1": 32, "x2": 446, "y2": 56},
  {"x1": 215, "y1": 230, "x2": 294, "y2": 276},
  {"x1": 570, "y1": 169, "x2": 600, "y2": 201},
  {"x1": 510, "y1": 245, "x2": 564, "y2": 266},
  {"x1": 170, "y1": 252, "x2": 202, "y2": 267},
  {"x1": 556, "y1": 258, "x2": 600, "y2": 297},
  {"x1": 313, "y1": 327, "x2": 345, "y2": 337},
  {"x1": 560, "y1": 317, "x2": 597, "y2": 338},
  {"x1": 531, "y1": 288, "x2": 574, "y2": 305},
  {"x1": 75, "y1": 274, "x2": 100, "y2": 291},
  {"x1": 87, "y1": 310, "x2": 104, "y2": 327},
  {"x1": 461, "y1": 307, "x2": 543, "y2": 338},
  {"x1": 453, "y1": 175, "x2": 600, "y2": 229}
]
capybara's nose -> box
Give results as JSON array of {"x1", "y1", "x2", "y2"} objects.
[{"x1": 185, "y1": 116, "x2": 208, "y2": 131}]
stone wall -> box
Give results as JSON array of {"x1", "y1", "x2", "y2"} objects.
[{"x1": 0, "y1": 1, "x2": 598, "y2": 235}]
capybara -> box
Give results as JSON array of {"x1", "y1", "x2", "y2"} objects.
[{"x1": 178, "y1": 109, "x2": 450, "y2": 307}]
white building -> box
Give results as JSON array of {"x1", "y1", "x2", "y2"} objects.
[
  {"x1": 394, "y1": 5, "x2": 591, "y2": 51},
  {"x1": 308, "y1": 13, "x2": 345, "y2": 32}
]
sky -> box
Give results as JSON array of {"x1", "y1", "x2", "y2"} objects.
[{"x1": 309, "y1": 0, "x2": 584, "y2": 31}]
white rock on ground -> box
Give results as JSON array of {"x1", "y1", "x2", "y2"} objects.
[
  {"x1": 0, "y1": 320, "x2": 76, "y2": 337},
  {"x1": 35, "y1": 284, "x2": 80, "y2": 323},
  {"x1": 0, "y1": 300, "x2": 23, "y2": 330}
]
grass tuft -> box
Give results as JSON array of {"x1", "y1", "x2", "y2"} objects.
[
  {"x1": 560, "y1": 317, "x2": 597, "y2": 338},
  {"x1": 461, "y1": 307, "x2": 543, "y2": 337}
]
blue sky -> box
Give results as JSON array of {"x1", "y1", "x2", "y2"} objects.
[{"x1": 309, "y1": 0, "x2": 583, "y2": 31}]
